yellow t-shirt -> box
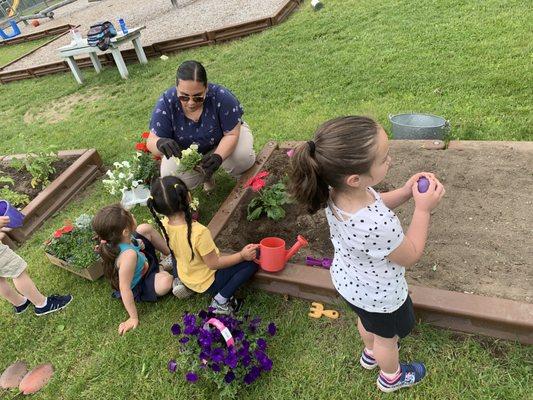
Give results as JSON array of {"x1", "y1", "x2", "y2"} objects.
[{"x1": 162, "y1": 218, "x2": 218, "y2": 293}]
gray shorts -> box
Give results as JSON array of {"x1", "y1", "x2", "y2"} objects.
[{"x1": 0, "y1": 243, "x2": 27, "y2": 279}]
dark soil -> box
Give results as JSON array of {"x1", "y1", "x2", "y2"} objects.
[
  {"x1": 0, "y1": 158, "x2": 74, "y2": 203},
  {"x1": 216, "y1": 143, "x2": 533, "y2": 303}
]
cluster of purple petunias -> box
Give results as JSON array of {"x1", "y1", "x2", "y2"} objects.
[{"x1": 168, "y1": 309, "x2": 277, "y2": 386}]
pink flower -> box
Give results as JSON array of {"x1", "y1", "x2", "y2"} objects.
[
  {"x1": 244, "y1": 171, "x2": 269, "y2": 192},
  {"x1": 286, "y1": 149, "x2": 295, "y2": 157}
]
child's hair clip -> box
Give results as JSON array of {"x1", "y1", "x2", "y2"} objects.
[{"x1": 174, "y1": 183, "x2": 179, "y2": 188}]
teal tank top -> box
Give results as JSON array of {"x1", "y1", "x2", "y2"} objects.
[{"x1": 117, "y1": 239, "x2": 147, "y2": 289}]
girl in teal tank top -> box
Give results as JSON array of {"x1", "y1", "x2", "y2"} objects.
[{"x1": 93, "y1": 204, "x2": 182, "y2": 336}]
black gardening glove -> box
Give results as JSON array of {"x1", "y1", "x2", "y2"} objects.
[
  {"x1": 156, "y1": 138, "x2": 182, "y2": 159},
  {"x1": 200, "y1": 153, "x2": 223, "y2": 180}
]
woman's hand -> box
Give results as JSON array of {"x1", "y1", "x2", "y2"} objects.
[
  {"x1": 156, "y1": 138, "x2": 182, "y2": 159},
  {"x1": 118, "y1": 317, "x2": 139, "y2": 335},
  {"x1": 402, "y1": 172, "x2": 435, "y2": 198},
  {"x1": 200, "y1": 153, "x2": 223, "y2": 180},
  {"x1": 240, "y1": 244, "x2": 259, "y2": 261}
]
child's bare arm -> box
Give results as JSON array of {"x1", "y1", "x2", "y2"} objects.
[
  {"x1": 117, "y1": 250, "x2": 139, "y2": 335},
  {"x1": 388, "y1": 178, "x2": 445, "y2": 267},
  {"x1": 202, "y1": 244, "x2": 259, "y2": 270},
  {"x1": 0, "y1": 216, "x2": 10, "y2": 231},
  {"x1": 381, "y1": 172, "x2": 435, "y2": 209}
]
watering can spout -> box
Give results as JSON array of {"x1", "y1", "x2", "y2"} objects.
[{"x1": 285, "y1": 235, "x2": 308, "y2": 262}]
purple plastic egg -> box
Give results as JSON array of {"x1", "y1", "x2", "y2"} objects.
[{"x1": 417, "y1": 177, "x2": 430, "y2": 193}]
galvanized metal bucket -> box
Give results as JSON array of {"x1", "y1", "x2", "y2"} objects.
[{"x1": 389, "y1": 113, "x2": 450, "y2": 140}]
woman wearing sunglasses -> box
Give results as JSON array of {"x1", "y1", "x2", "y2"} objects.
[{"x1": 146, "y1": 60, "x2": 256, "y2": 190}]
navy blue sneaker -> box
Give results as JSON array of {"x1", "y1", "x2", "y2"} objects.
[
  {"x1": 35, "y1": 294, "x2": 73, "y2": 316},
  {"x1": 14, "y1": 298, "x2": 31, "y2": 314},
  {"x1": 377, "y1": 362, "x2": 427, "y2": 392}
]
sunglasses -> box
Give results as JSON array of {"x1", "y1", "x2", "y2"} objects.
[{"x1": 178, "y1": 94, "x2": 205, "y2": 103}]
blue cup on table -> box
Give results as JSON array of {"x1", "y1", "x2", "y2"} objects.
[{"x1": 0, "y1": 200, "x2": 25, "y2": 229}]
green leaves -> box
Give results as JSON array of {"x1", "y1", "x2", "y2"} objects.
[
  {"x1": 10, "y1": 151, "x2": 58, "y2": 189},
  {"x1": 246, "y1": 180, "x2": 290, "y2": 221}
]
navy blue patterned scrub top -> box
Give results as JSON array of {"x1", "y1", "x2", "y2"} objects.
[{"x1": 149, "y1": 83, "x2": 244, "y2": 155}]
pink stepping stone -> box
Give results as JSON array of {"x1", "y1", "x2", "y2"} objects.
[
  {"x1": 19, "y1": 364, "x2": 54, "y2": 395},
  {"x1": 0, "y1": 361, "x2": 28, "y2": 389}
]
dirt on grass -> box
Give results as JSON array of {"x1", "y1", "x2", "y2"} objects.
[{"x1": 216, "y1": 142, "x2": 533, "y2": 303}]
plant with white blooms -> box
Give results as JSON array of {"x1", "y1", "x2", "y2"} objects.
[
  {"x1": 175, "y1": 144, "x2": 202, "y2": 172},
  {"x1": 102, "y1": 161, "x2": 143, "y2": 196}
]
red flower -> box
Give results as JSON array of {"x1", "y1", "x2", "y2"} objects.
[
  {"x1": 135, "y1": 142, "x2": 149, "y2": 152},
  {"x1": 141, "y1": 132, "x2": 150, "y2": 139},
  {"x1": 53, "y1": 229, "x2": 63, "y2": 239},
  {"x1": 153, "y1": 155, "x2": 162, "y2": 161},
  {"x1": 62, "y1": 225, "x2": 74, "y2": 234},
  {"x1": 245, "y1": 171, "x2": 269, "y2": 192}
]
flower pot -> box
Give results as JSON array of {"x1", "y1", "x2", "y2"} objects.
[
  {"x1": 121, "y1": 185, "x2": 150, "y2": 210},
  {"x1": 45, "y1": 252, "x2": 104, "y2": 281}
]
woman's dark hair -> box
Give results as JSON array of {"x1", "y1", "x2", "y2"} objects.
[
  {"x1": 148, "y1": 176, "x2": 194, "y2": 261},
  {"x1": 92, "y1": 204, "x2": 136, "y2": 290},
  {"x1": 176, "y1": 60, "x2": 207, "y2": 87},
  {"x1": 289, "y1": 116, "x2": 380, "y2": 214}
]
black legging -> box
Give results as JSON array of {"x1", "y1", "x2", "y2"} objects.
[{"x1": 207, "y1": 261, "x2": 258, "y2": 298}]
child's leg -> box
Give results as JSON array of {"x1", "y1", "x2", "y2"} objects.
[
  {"x1": 358, "y1": 317, "x2": 375, "y2": 351},
  {"x1": 210, "y1": 261, "x2": 258, "y2": 300},
  {"x1": 0, "y1": 277, "x2": 27, "y2": 306},
  {"x1": 12, "y1": 271, "x2": 47, "y2": 306},
  {"x1": 373, "y1": 334, "x2": 399, "y2": 374},
  {"x1": 136, "y1": 224, "x2": 170, "y2": 256},
  {"x1": 153, "y1": 271, "x2": 173, "y2": 296}
]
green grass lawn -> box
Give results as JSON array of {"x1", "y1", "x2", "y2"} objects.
[
  {"x1": 0, "y1": 36, "x2": 55, "y2": 68},
  {"x1": 0, "y1": 0, "x2": 532, "y2": 398}
]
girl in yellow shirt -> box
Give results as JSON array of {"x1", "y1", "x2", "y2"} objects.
[{"x1": 147, "y1": 176, "x2": 258, "y2": 315}]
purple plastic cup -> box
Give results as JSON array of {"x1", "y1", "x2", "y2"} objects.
[
  {"x1": 417, "y1": 177, "x2": 430, "y2": 193},
  {"x1": 0, "y1": 200, "x2": 25, "y2": 228}
]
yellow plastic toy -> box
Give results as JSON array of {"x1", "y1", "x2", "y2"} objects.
[
  {"x1": 308, "y1": 302, "x2": 339, "y2": 319},
  {"x1": 8, "y1": 0, "x2": 20, "y2": 17}
]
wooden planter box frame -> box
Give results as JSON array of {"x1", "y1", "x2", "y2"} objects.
[
  {"x1": 0, "y1": 1, "x2": 303, "y2": 83},
  {"x1": 0, "y1": 149, "x2": 104, "y2": 247},
  {"x1": 207, "y1": 140, "x2": 533, "y2": 345},
  {"x1": 45, "y1": 252, "x2": 104, "y2": 281}
]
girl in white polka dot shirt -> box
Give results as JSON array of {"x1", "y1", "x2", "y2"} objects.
[{"x1": 289, "y1": 116, "x2": 445, "y2": 393}]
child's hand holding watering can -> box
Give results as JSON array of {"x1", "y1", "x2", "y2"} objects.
[{"x1": 239, "y1": 244, "x2": 260, "y2": 261}]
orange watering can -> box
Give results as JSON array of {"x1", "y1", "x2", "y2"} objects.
[{"x1": 254, "y1": 235, "x2": 308, "y2": 272}]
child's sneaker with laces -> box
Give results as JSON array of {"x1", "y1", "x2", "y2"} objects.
[
  {"x1": 172, "y1": 278, "x2": 193, "y2": 299},
  {"x1": 14, "y1": 298, "x2": 31, "y2": 314},
  {"x1": 35, "y1": 294, "x2": 73, "y2": 316},
  {"x1": 209, "y1": 298, "x2": 234, "y2": 316},
  {"x1": 359, "y1": 342, "x2": 401, "y2": 370},
  {"x1": 377, "y1": 362, "x2": 427, "y2": 393}
]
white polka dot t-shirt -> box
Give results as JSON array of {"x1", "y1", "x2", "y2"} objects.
[{"x1": 326, "y1": 187, "x2": 408, "y2": 313}]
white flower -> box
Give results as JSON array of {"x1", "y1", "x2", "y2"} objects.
[
  {"x1": 113, "y1": 162, "x2": 121, "y2": 168},
  {"x1": 190, "y1": 197, "x2": 200, "y2": 211},
  {"x1": 135, "y1": 152, "x2": 142, "y2": 158},
  {"x1": 118, "y1": 173, "x2": 126, "y2": 179},
  {"x1": 190, "y1": 144, "x2": 199, "y2": 151},
  {"x1": 132, "y1": 180, "x2": 139, "y2": 188},
  {"x1": 122, "y1": 161, "x2": 131, "y2": 168},
  {"x1": 174, "y1": 158, "x2": 181, "y2": 166},
  {"x1": 106, "y1": 170, "x2": 115, "y2": 178}
]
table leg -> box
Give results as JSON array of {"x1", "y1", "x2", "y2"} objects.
[
  {"x1": 65, "y1": 56, "x2": 83, "y2": 84},
  {"x1": 110, "y1": 48, "x2": 129, "y2": 79},
  {"x1": 132, "y1": 37, "x2": 148, "y2": 64},
  {"x1": 88, "y1": 52, "x2": 102, "y2": 73}
]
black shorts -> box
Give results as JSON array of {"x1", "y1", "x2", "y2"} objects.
[{"x1": 345, "y1": 295, "x2": 415, "y2": 339}]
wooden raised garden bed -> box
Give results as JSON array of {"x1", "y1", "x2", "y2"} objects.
[
  {"x1": 0, "y1": 149, "x2": 104, "y2": 247},
  {"x1": 45, "y1": 252, "x2": 104, "y2": 281},
  {"x1": 208, "y1": 140, "x2": 533, "y2": 344}
]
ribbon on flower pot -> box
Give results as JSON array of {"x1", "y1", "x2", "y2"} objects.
[{"x1": 203, "y1": 318, "x2": 235, "y2": 347}]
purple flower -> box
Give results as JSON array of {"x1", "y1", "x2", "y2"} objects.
[
  {"x1": 260, "y1": 355, "x2": 273, "y2": 371},
  {"x1": 184, "y1": 325, "x2": 197, "y2": 335},
  {"x1": 183, "y1": 314, "x2": 196, "y2": 327},
  {"x1": 267, "y1": 322, "x2": 277, "y2": 336},
  {"x1": 167, "y1": 359, "x2": 177, "y2": 373},
  {"x1": 211, "y1": 363, "x2": 221, "y2": 372},
  {"x1": 171, "y1": 323, "x2": 181, "y2": 336},
  {"x1": 244, "y1": 366, "x2": 261, "y2": 384},
  {"x1": 254, "y1": 349, "x2": 267, "y2": 362},
  {"x1": 224, "y1": 371, "x2": 235, "y2": 384},
  {"x1": 237, "y1": 347, "x2": 249, "y2": 358},
  {"x1": 185, "y1": 371, "x2": 198, "y2": 383},
  {"x1": 198, "y1": 329, "x2": 213, "y2": 347},
  {"x1": 256, "y1": 338, "x2": 267, "y2": 351},
  {"x1": 211, "y1": 348, "x2": 225, "y2": 363},
  {"x1": 199, "y1": 351, "x2": 211, "y2": 361},
  {"x1": 249, "y1": 317, "x2": 261, "y2": 333},
  {"x1": 242, "y1": 340, "x2": 250, "y2": 351},
  {"x1": 242, "y1": 354, "x2": 252, "y2": 367},
  {"x1": 233, "y1": 329, "x2": 245, "y2": 341},
  {"x1": 179, "y1": 337, "x2": 190, "y2": 344},
  {"x1": 198, "y1": 310, "x2": 208, "y2": 319},
  {"x1": 224, "y1": 352, "x2": 238, "y2": 369}
]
